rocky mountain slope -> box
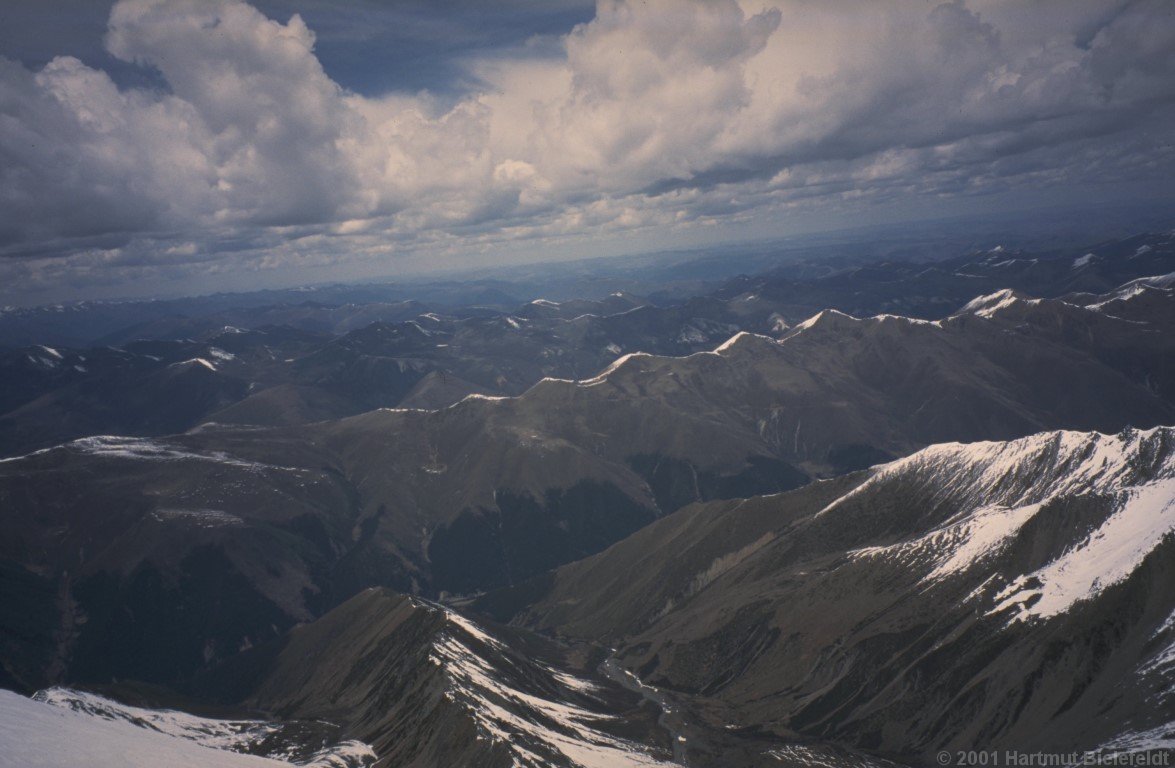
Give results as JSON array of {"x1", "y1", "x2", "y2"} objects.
[
  {"x1": 204, "y1": 587, "x2": 910, "y2": 768},
  {"x1": 215, "y1": 589, "x2": 680, "y2": 768},
  {"x1": 9, "y1": 425, "x2": 1167, "y2": 767},
  {"x1": 498, "y1": 427, "x2": 1175, "y2": 763}
]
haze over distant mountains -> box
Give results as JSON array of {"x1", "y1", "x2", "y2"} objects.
[{"x1": 3, "y1": 231, "x2": 1173, "y2": 456}]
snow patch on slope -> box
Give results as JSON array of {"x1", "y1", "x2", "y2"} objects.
[
  {"x1": 828, "y1": 428, "x2": 1175, "y2": 621},
  {"x1": 0, "y1": 688, "x2": 374, "y2": 768},
  {"x1": 850, "y1": 503, "x2": 1042, "y2": 582},
  {"x1": 957, "y1": 288, "x2": 1043, "y2": 318},
  {"x1": 991, "y1": 478, "x2": 1175, "y2": 621},
  {"x1": 0, "y1": 435, "x2": 305, "y2": 473},
  {"x1": 1140, "y1": 609, "x2": 1175, "y2": 677},
  {"x1": 152, "y1": 508, "x2": 246, "y2": 528},
  {"x1": 171, "y1": 357, "x2": 218, "y2": 371},
  {"x1": 35, "y1": 687, "x2": 282, "y2": 751},
  {"x1": 768, "y1": 743, "x2": 899, "y2": 767},
  {"x1": 1085, "y1": 721, "x2": 1175, "y2": 759},
  {"x1": 428, "y1": 606, "x2": 677, "y2": 768}
]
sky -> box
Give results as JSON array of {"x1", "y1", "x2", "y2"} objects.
[{"x1": 1, "y1": 0, "x2": 1174, "y2": 305}]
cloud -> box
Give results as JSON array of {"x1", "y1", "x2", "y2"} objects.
[
  {"x1": 1, "y1": 0, "x2": 1175, "y2": 302},
  {"x1": 106, "y1": 0, "x2": 357, "y2": 226}
]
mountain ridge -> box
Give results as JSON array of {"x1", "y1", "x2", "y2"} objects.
[{"x1": 496, "y1": 426, "x2": 1175, "y2": 761}]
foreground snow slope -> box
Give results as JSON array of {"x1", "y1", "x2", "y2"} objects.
[{"x1": 0, "y1": 688, "x2": 374, "y2": 768}]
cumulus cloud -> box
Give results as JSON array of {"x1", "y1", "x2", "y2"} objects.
[
  {"x1": 106, "y1": 0, "x2": 357, "y2": 226},
  {"x1": 1, "y1": 0, "x2": 1174, "y2": 300}
]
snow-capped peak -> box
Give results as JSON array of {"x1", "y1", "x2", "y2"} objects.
[{"x1": 791, "y1": 308, "x2": 859, "y2": 332}]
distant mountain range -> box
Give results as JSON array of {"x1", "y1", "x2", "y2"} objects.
[{"x1": 2, "y1": 231, "x2": 1173, "y2": 458}]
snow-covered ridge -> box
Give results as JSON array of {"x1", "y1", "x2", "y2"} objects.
[
  {"x1": 958, "y1": 274, "x2": 1171, "y2": 320},
  {"x1": 1086, "y1": 273, "x2": 1175, "y2": 309},
  {"x1": 833, "y1": 427, "x2": 1174, "y2": 514},
  {"x1": 424, "y1": 603, "x2": 678, "y2": 768},
  {"x1": 789, "y1": 307, "x2": 942, "y2": 336},
  {"x1": 872, "y1": 313, "x2": 938, "y2": 326},
  {"x1": 713, "y1": 330, "x2": 778, "y2": 353},
  {"x1": 0, "y1": 688, "x2": 374, "y2": 768},
  {"x1": 990, "y1": 477, "x2": 1175, "y2": 621},
  {"x1": 578, "y1": 351, "x2": 655, "y2": 386},
  {"x1": 956, "y1": 288, "x2": 1045, "y2": 318},
  {"x1": 455, "y1": 331, "x2": 778, "y2": 401},
  {"x1": 457, "y1": 392, "x2": 510, "y2": 403},
  {"x1": 791, "y1": 308, "x2": 859, "y2": 332},
  {"x1": 1143, "y1": 271, "x2": 1175, "y2": 288},
  {"x1": 832, "y1": 427, "x2": 1175, "y2": 621}
]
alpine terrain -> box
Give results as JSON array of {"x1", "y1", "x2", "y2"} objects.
[{"x1": 0, "y1": 228, "x2": 1173, "y2": 767}]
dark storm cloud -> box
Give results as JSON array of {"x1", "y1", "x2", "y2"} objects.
[{"x1": 0, "y1": 0, "x2": 1174, "y2": 303}]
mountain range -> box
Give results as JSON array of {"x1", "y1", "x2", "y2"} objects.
[
  {"x1": 1, "y1": 231, "x2": 1174, "y2": 767},
  {"x1": 2, "y1": 232, "x2": 1172, "y2": 458}
]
